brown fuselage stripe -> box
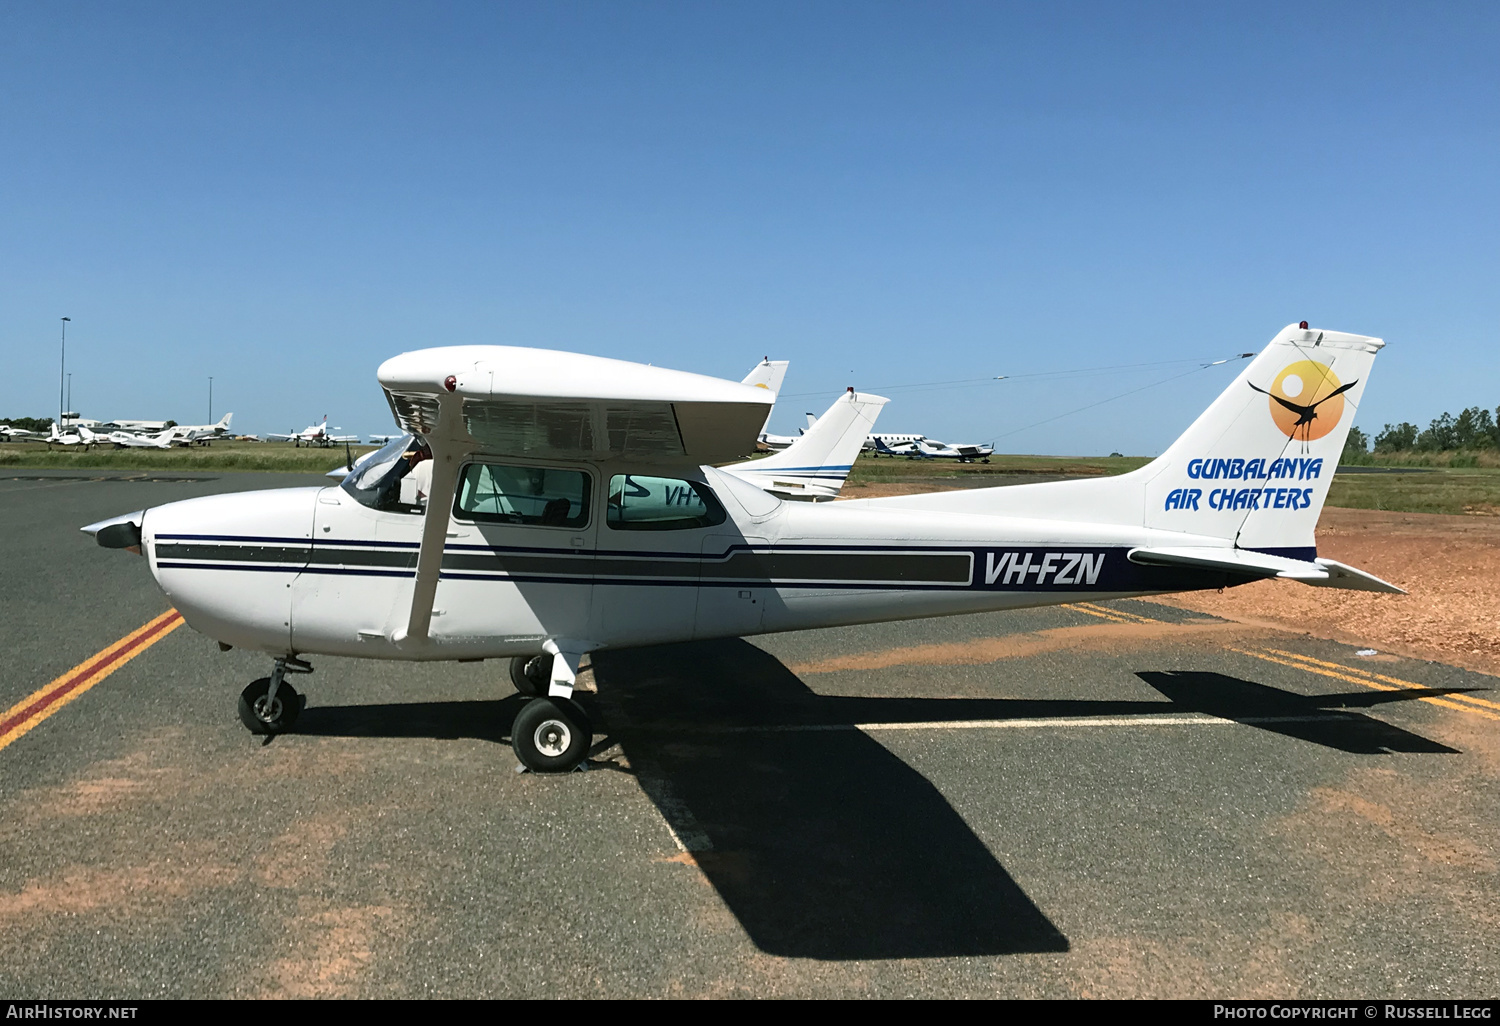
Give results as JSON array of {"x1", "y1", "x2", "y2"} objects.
[{"x1": 154, "y1": 543, "x2": 972, "y2": 585}]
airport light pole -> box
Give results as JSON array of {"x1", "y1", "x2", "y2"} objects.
[
  {"x1": 209, "y1": 377, "x2": 213, "y2": 423},
  {"x1": 67, "y1": 373, "x2": 72, "y2": 418},
  {"x1": 59, "y1": 317, "x2": 70, "y2": 428}
]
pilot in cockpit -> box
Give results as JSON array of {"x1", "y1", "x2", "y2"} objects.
[{"x1": 341, "y1": 434, "x2": 432, "y2": 514}]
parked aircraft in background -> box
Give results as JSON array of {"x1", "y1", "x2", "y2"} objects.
[
  {"x1": 870, "y1": 434, "x2": 993, "y2": 462},
  {"x1": 167, "y1": 413, "x2": 234, "y2": 445},
  {"x1": 45, "y1": 424, "x2": 91, "y2": 447},
  {"x1": 84, "y1": 324, "x2": 1397, "y2": 777},
  {"x1": 100, "y1": 427, "x2": 177, "y2": 449},
  {"x1": 269, "y1": 417, "x2": 359, "y2": 447},
  {"x1": 724, "y1": 387, "x2": 888, "y2": 500},
  {"x1": 0, "y1": 425, "x2": 39, "y2": 441},
  {"x1": 106, "y1": 419, "x2": 169, "y2": 432},
  {"x1": 864, "y1": 432, "x2": 926, "y2": 452}
]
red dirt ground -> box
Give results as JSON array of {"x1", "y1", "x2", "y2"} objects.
[{"x1": 1158, "y1": 507, "x2": 1500, "y2": 678}]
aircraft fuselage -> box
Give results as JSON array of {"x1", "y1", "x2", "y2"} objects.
[{"x1": 143, "y1": 460, "x2": 1235, "y2": 661}]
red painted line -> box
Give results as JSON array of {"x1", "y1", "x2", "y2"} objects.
[{"x1": 0, "y1": 610, "x2": 183, "y2": 739}]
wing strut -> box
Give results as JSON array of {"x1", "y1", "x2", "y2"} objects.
[{"x1": 393, "y1": 395, "x2": 473, "y2": 647}]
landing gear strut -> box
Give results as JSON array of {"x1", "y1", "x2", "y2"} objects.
[
  {"x1": 239, "y1": 656, "x2": 311, "y2": 735},
  {"x1": 511, "y1": 696, "x2": 592, "y2": 773}
]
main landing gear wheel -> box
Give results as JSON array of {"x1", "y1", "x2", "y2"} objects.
[
  {"x1": 238, "y1": 677, "x2": 304, "y2": 735},
  {"x1": 508, "y1": 654, "x2": 551, "y2": 698},
  {"x1": 512, "y1": 697, "x2": 592, "y2": 773}
]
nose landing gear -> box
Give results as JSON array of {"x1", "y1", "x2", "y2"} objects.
[{"x1": 238, "y1": 656, "x2": 311, "y2": 735}]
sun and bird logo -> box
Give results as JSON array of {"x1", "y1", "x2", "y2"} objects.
[{"x1": 1250, "y1": 359, "x2": 1357, "y2": 444}]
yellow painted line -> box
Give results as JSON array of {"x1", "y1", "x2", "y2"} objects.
[
  {"x1": 1265, "y1": 649, "x2": 1500, "y2": 713},
  {"x1": 1062, "y1": 603, "x2": 1133, "y2": 624},
  {"x1": 0, "y1": 609, "x2": 185, "y2": 753},
  {"x1": 1065, "y1": 602, "x2": 1157, "y2": 625},
  {"x1": 1227, "y1": 646, "x2": 1500, "y2": 722}
]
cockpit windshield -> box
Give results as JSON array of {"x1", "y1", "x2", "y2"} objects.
[{"x1": 339, "y1": 434, "x2": 432, "y2": 513}]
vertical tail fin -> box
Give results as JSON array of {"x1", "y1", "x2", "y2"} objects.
[
  {"x1": 741, "y1": 359, "x2": 790, "y2": 436},
  {"x1": 723, "y1": 389, "x2": 889, "y2": 500},
  {"x1": 1140, "y1": 323, "x2": 1383, "y2": 556}
]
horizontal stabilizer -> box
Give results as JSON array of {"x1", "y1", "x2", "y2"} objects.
[
  {"x1": 1306, "y1": 558, "x2": 1405, "y2": 594},
  {"x1": 1127, "y1": 546, "x2": 1404, "y2": 593}
]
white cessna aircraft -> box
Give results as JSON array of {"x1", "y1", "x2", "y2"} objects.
[
  {"x1": 100, "y1": 427, "x2": 178, "y2": 449},
  {"x1": 84, "y1": 324, "x2": 1399, "y2": 774},
  {"x1": 269, "y1": 416, "x2": 360, "y2": 447}
]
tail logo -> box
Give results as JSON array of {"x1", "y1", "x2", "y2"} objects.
[{"x1": 1248, "y1": 360, "x2": 1356, "y2": 443}]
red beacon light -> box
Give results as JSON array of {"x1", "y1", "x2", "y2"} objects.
[
  {"x1": 443, "y1": 375, "x2": 457, "y2": 392},
  {"x1": 1299, "y1": 321, "x2": 1309, "y2": 330}
]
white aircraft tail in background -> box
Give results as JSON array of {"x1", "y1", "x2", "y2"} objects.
[
  {"x1": 743, "y1": 357, "x2": 790, "y2": 446},
  {"x1": 725, "y1": 387, "x2": 889, "y2": 500}
]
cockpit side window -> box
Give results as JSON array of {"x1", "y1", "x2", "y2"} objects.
[
  {"x1": 454, "y1": 463, "x2": 591, "y2": 528},
  {"x1": 606, "y1": 474, "x2": 727, "y2": 531}
]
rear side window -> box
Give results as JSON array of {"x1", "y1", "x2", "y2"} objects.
[
  {"x1": 606, "y1": 475, "x2": 727, "y2": 531},
  {"x1": 455, "y1": 463, "x2": 591, "y2": 528}
]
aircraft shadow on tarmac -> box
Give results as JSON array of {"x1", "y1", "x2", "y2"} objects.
[
  {"x1": 293, "y1": 641, "x2": 1466, "y2": 961},
  {"x1": 1136, "y1": 670, "x2": 1463, "y2": 755}
]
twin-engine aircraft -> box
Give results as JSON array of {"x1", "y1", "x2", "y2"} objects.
[
  {"x1": 269, "y1": 416, "x2": 360, "y2": 447},
  {"x1": 871, "y1": 435, "x2": 995, "y2": 462},
  {"x1": 84, "y1": 324, "x2": 1400, "y2": 773}
]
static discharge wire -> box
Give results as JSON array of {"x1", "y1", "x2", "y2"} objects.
[{"x1": 775, "y1": 352, "x2": 1256, "y2": 401}]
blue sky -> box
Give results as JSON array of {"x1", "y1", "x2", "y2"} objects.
[{"x1": 2, "y1": 2, "x2": 1495, "y2": 452}]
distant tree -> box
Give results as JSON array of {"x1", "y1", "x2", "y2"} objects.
[
  {"x1": 1342, "y1": 426, "x2": 1370, "y2": 460},
  {"x1": 164, "y1": 420, "x2": 178, "y2": 428},
  {"x1": 1, "y1": 416, "x2": 54, "y2": 432},
  {"x1": 1452, "y1": 406, "x2": 1497, "y2": 449},
  {"x1": 1373, "y1": 422, "x2": 1419, "y2": 452},
  {"x1": 1417, "y1": 412, "x2": 1457, "y2": 452}
]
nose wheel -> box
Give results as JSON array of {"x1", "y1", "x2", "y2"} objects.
[
  {"x1": 512, "y1": 696, "x2": 592, "y2": 773},
  {"x1": 238, "y1": 656, "x2": 312, "y2": 735},
  {"x1": 238, "y1": 677, "x2": 304, "y2": 734}
]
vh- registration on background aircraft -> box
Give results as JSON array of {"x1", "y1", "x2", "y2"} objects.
[{"x1": 85, "y1": 323, "x2": 1400, "y2": 773}]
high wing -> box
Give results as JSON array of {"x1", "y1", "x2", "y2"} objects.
[{"x1": 379, "y1": 345, "x2": 773, "y2": 466}]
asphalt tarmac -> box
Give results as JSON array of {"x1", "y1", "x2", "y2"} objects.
[{"x1": 1, "y1": 468, "x2": 1496, "y2": 998}]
